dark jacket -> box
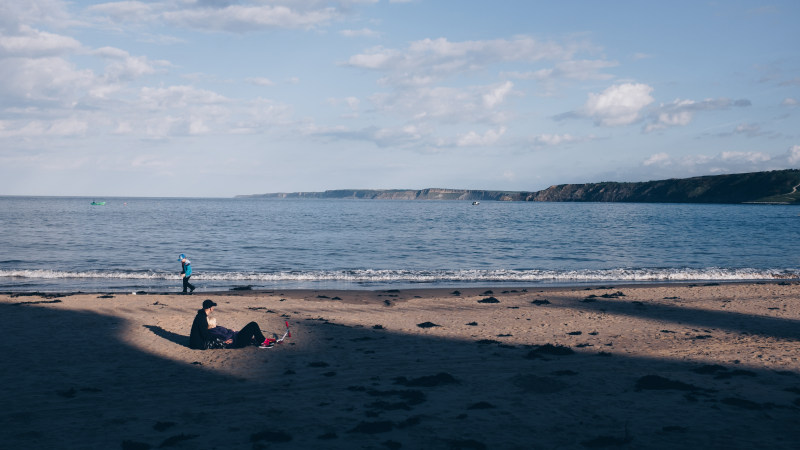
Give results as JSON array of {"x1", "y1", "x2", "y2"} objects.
[
  {"x1": 209, "y1": 326, "x2": 236, "y2": 342},
  {"x1": 189, "y1": 309, "x2": 211, "y2": 349}
]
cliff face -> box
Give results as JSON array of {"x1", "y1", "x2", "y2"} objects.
[
  {"x1": 238, "y1": 169, "x2": 800, "y2": 204},
  {"x1": 530, "y1": 170, "x2": 800, "y2": 204},
  {"x1": 246, "y1": 188, "x2": 535, "y2": 201}
]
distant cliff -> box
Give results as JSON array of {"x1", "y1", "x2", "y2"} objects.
[
  {"x1": 238, "y1": 188, "x2": 534, "y2": 201},
  {"x1": 237, "y1": 169, "x2": 800, "y2": 204},
  {"x1": 530, "y1": 170, "x2": 800, "y2": 204}
]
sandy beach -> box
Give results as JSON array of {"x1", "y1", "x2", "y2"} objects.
[{"x1": 3, "y1": 282, "x2": 800, "y2": 449}]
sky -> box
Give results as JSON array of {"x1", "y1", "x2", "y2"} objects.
[{"x1": 1, "y1": 0, "x2": 798, "y2": 197}]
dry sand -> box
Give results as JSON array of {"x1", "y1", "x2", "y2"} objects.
[{"x1": 2, "y1": 282, "x2": 800, "y2": 449}]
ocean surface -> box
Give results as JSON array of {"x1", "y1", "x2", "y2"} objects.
[{"x1": 1, "y1": 196, "x2": 798, "y2": 293}]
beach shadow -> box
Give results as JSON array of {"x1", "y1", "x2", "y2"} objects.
[
  {"x1": 2, "y1": 297, "x2": 799, "y2": 450},
  {"x1": 548, "y1": 289, "x2": 800, "y2": 341},
  {"x1": 143, "y1": 325, "x2": 188, "y2": 347}
]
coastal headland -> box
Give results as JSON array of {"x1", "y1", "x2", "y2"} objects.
[
  {"x1": 3, "y1": 282, "x2": 800, "y2": 449},
  {"x1": 237, "y1": 169, "x2": 800, "y2": 204}
]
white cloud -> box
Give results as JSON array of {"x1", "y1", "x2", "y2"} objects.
[
  {"x1": 163, "y1": 5, "x2": 338, "y2": 32},
  {"x1": 482, "y1": 81, "x2": 514, "y2": 109},
  {"x1": 0, "y1": 56, "x2": 95, "y2": 104},
  {"x1": 93, "y1": 46, "x2": 167, "y2": 84},
  {"x1": 0, "y1": 25, "x2": 81, "y2": 57},
  {"x1": 582, "y1": 83, "x2": 654, "y2": 126},
  {"x1": 369, "y1": 83, "x2": 513, "y2": 126},
  {"x1": 0, "y1": 116, "x2": 88, "y2": 138},
  {"x1": 719, "y1": 151, "x2": 770, "y2": 163},
  {"x1": 643, "y1": 153, "x2": 671, "y2": 166},
  {"x1": 532, "y1": 133, "x2": 589, "y2": 147},
  {"x1": 139, "y1": 85, "x2": 228, "y2": 110},
  {"x1": 505, "y1": 59, "x2": 616, "y2": 83},
  {"x1": 644, "y1": 99, "x2": 694, "y2": 132},
  {"x1": 346, "y1": 36, "x2": 594, "y2": 86},
  {"x1": 782, "y1": 97, "x2": 798, "y2": 107},
  {"x1": 640, "y1": 148, "x2": 794, "y2": 175},
  {"x1": 246, "y1": 77, "x2": 275, "y2": 86},
  {"x1": 645, "y1": 98, "x2": 752, "y2": 133},
  {"x1": 456, "y1": 126, "x2": 506, "y2": 147},
  {"x1": 88, "y1": 1, "x2": 157, "y2": 23},
  {"x1": 89, "y1": 1, "x2": 356, "y2": 32},
  {"x1": 788, "y1": 145, "x2": 800, "y2": 165},
  {"x1": 340, "y1": 28, "x2": 380, "y2": 38}
]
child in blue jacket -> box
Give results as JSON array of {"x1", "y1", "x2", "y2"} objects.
[{"x1": 179, "y1": 254, "x2": 196, "y2": 293}]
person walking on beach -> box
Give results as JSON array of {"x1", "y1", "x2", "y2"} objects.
[
  {"x1": 179, "y1": 254, "x2": 195, "y2": 294},
  {"x1": 189, "y1": 299, "x2": 272, "y2": 349}
]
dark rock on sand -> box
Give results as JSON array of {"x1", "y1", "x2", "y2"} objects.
[
  {"x1": 121, "y1": 440, "x2": 151, "y2": 450},
  {"x1": 394, "y1": 372, "x2": 459, "y2": 387},
  {"x1": 693, "y1": 364, "x2": 727, "y2": 375},
  {"x1": 477, "y1": 297, "x2": 499, "y2": 303},
  {"x1": 635, "y1": 375, "x2": 701, "y2": 392},
  {"x1": 397, "y1": 416, "x2": 422, "y2": 428},
  {"x1": 153, "y1": 421, "x2": 176, "y2": 432},
  {"x1": 250, "y1": 430, "x2": 293, "y2": 443},
  {"x1": 365, "y1": 389, "x2": 426, "y2": 406},
  {"x1": 510, "y1": 374, "x2": 567, "y2": 394},
  {"x1": 159, "y1": 433, "x2": 199, "y2": 447},
  {"x1": 467, "y1": 401, "x2": 496, "y2": 410},
  {"x1": 526, "y1": 344, "x2": 575, "y2": 359},
  {"x1": 580, "y1": 435, "x2": 632, "y2": 448},
  {"x1": 445, "y1": 438, "x2": 487, "y2": 449},
  {"x1": 722, "y1": 397, "x2": 764, "y2": 410},
  {"x1": 348, "y1": 421, "x2": 394, "y2": 434},
  {"x1": 367, "y1": 401, "x2": 412, "y2": 411},
  {"x1": 531, "y1": 299, "x2": 551, "y2": 305},
  {"x1": 13, "y1": 298, "x2": 63, "y2": 306},
  {"x1": 715, "y1": 369, "x2": 757, "y2": 380},
  {"x1": 417, "y1": 322, "x2": 441, "y2": 328}
]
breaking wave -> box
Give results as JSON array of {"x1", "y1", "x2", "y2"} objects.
[{"x1": 1, "y1": 267, "x2": 797, "y2": 286}]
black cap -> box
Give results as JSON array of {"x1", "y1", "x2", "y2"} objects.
[{"x1": 202, "y1": 299, "x2": 217, "y2": 309}]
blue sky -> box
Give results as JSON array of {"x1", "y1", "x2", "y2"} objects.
[{"x1": 1, "y1": 0, "x2": 798, "y2": 197}]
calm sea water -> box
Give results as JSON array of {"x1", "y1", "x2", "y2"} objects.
[{"x1": 1, "y1": 196, "x2": 798, "y2": 292}]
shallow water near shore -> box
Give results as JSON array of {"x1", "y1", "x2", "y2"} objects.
[{"x1": 1, "y1": 196, "x2": 799, "y2": 292}]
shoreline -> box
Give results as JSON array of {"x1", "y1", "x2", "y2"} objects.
[
  {"x1": 3, "y1": 278, "x2": 797, "y2": 299},
  {"x1": 4, "y1": 282, "x2": 800, "y2": 448}
]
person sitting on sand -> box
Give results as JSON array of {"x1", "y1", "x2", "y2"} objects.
[
  {"x1": 189, "y1": 299, "x2": 272, "y2": 349},
  {"x1": 206, "y1": 316, "x2": 273, "y2": 348}
]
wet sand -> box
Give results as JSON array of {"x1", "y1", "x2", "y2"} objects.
[{"x1": 2, "y1": 282, "x2": 800, "y2": 449}]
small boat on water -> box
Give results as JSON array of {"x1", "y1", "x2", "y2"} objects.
[
  {"x1": 472, "y1": 201, "x2": 480, "y2": 205},
  {"x1": 91, "y1": 201, "x2": 106, "y2": 205}
]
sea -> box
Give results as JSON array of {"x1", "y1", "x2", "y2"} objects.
[{"x1": 1, "y1": 196, "x2": 798, "y2": 293}]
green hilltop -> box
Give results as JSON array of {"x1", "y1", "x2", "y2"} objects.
[{"x1": 237, "y1": 169, "x2": 800, "y2": 204}]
